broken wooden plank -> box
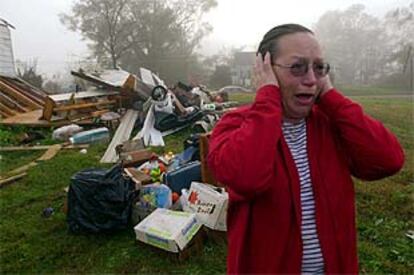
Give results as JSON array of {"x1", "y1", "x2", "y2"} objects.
[
  {"x1": 100, "y1": 109, "x2": 139, "y2": 163},
  {"x1": 0, "y1": 101, "x2": 17, "y2": 116},
  {"x1": 49, "y1": 90, "x2": 119, "y2": 102},
  {"x1": 0, "y1": 172, "x2": 27, "y2": 188},
  {"x1": 3, "y1": 79, "x2": 46, "y2": 107},
  {"x1": 5, "y1": 76, "x2": 48, "y2": 104},
  {"x1": 37, "y1": 144, "x2": 62, "y2": 161},
  {"x1": 53, "y1": 99, "x2": 117, "y2": 112},
  {"x1": 41, "y1": 96, "x2": 56, "y2": 121},
  {"x1": 0, "y1": 79, "x2": 42, "y2": 109},
  {"x1": 124, "y1": 167, "x2": 151, "y2": 185},
  {"x1": 0, "y1": 109, "x2": 10, "y2": 118},
  {"x1": 0, "y1": 144, "x2": 89, "y2": 152},
  {"x1": 8, "y1": 161, "x2": 38, "y2": 175},
  {"x1": 0, "y1": 92, "x2": 29, "y2": 112}
]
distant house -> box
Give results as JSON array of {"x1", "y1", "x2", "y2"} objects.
[
  {"x1": 231, "y1": 51, "x2": 255, "y2": 87},
  {"x1": 0, "y1": 18, "x2": 16, "y2": 77}
]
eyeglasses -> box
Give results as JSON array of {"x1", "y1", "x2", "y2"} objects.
[{"x1": 273, "y1": 60, "x2": 330, "y2": 78}]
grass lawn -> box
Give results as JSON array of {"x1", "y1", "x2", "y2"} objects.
[{"x1": 0, "y1": 91, "x2": 413, "y2": 273}]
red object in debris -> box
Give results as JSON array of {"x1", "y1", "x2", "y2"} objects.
[
  {"x1": 158, "y1": 162, "x2": 166, "y2": 173},
  {"x1": 188, "y1": 191, "x2": 198, "y2": 204},
  {"x1": 172, "y1": 192, "x2": 180, "y2": 203}
]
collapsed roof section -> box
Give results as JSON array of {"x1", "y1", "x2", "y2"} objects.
[
  {"x1": 0, "y1": 75, "x2": 48, "y2": 119},
  {"x1": 71, "y1": 67, "x2": 165, "y2": 101}
]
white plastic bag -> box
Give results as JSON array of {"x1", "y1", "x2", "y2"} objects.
[{"x1": 52, "y1": 124, "x2": 83, "y2": 141}]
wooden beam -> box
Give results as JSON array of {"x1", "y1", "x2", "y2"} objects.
[
  {"x1": 41, "y1": 96, "x2": 56, "y2": 121},
  {"x1": 8, "y1": 162, "x2": 38, "y2": 175},
  {"x1": 4, "y1": 78, "x2": 46, "y2": 106},
  {"x1": 0, "y1": 172, "x2": 27, "y2": 188},
  {"x1": 0, "y1": 79, "x2": 42, "y2": 109},
  {"x1": 0, "y1": 92, "x2": 29, "y2": 112},
  {"x1": 0, "y1": 144, "x2": 89, "y2": 152},
  {"x1": 53, "y1": 99, "x2": 117, "y2": 112},
  {"x1": 37, "y1": 144, "x2": 62, "y2": 161},
  {"x1": 0, "y1": 109, "x2": 10, "y2": 118},
  {"x1": 122, "y1": 74, "x2": 136, "y2": 92},
  {"x1": 0, "y1": 102, "x2": 17, "y2": 116}
]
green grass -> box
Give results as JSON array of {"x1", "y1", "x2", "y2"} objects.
[
  {"x1": 0, "y1": 93, "x2": 413, "y2": 273},
  {"x1": 337, "y1": 85, "x2": 413, "y2": 96}
]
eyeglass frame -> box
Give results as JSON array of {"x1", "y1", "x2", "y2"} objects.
[{"x1": 272, "y1": 60, "x2": 330, "y2": 78}]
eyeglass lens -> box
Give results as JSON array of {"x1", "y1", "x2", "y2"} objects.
[{"x1": 290, "y1": 61, "x2": 330, "y2": 77}]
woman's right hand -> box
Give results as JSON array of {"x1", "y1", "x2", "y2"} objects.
[{"x1": 254, "y1": 52, "x2": 279, "y2": 90}]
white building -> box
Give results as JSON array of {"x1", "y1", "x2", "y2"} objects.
[
  {"x1": 0, "y1": 18, "x2": 16, "y2": 77},
  {"x1": 231, "y1": 52, "x2": 255, "y2": 87}
]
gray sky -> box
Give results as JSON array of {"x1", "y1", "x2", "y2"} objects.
[{"x1": 0, "y1": 0, "x2": 410, "y2": 78}]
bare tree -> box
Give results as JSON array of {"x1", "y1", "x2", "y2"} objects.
[
  {"x1": 314, "y1": 4, "x2": 387, "y2": 85},
  {"x1": 60, "y1": 0, "x2": 135, "y2": 69},
  {"x1": 60, "y1": 0, "x2": 217, "y2": 83}
]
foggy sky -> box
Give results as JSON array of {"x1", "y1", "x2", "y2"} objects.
[{"x1": 0, "y1": 0, "x2": 410, "y2": 78}]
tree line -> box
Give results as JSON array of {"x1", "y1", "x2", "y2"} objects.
[{"x1": 18, "y1": 1, "x2": 413, "y2": 92}]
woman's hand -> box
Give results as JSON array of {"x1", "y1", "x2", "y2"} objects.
[{"x1": 254, "y1": 52, "x2": 279, "y2": 90}]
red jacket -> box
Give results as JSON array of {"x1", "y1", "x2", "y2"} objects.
[{"x1": 207, "y1": 85, "x2": 404, "y2": 274}]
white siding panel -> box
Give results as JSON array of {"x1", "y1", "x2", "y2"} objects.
[{"x1": 0, "y1": 23, "x2": 16, "y2": 77}]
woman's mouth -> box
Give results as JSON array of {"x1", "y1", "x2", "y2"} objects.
[{"x1": 295, "y1": 93, "x2": 314, "y2": 105}]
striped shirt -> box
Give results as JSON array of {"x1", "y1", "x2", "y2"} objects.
[{"x1": 282, "y1": 119, "x2": 325, "y2": 274}]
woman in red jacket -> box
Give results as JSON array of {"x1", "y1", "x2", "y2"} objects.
[{"x1": 207, "y1": 24, "x2": 404, "y2": 274}]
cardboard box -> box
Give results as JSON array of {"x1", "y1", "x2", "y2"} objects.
[
  {"x1": 134, "y1": 208, "x2": 202, "y2": 253},
  {"x1": 183, "y1": 181, "x2": 228, "y2": 231},
  {"x1": 120, "y1": 149, "x2": 153, "y2": 167},
  {"x1": 136, "y1": 228, "x2": 205, "y2": 262},
  {"x1": 124, "y1": 167, "x2": 152, "y2": 187}
]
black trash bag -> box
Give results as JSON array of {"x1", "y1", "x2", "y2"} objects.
[
  {"x1": 67, "y1": 164, "x2": 135, "y2": 234},
  {"x1": 153, "y1": 108, "x2": 204, "y2": 132}
]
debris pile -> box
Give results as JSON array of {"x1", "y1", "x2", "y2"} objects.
[{"x1": 1, "y1": 66, "x2": 241, "y2": 259}]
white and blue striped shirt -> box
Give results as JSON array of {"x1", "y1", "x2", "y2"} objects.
[{"x1": 282, "y1": 119, "x2": 325, "y2": 274}]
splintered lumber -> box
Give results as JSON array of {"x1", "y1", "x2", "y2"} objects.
[
  {"x1": 37, "y1": 144, "x2": 62, "y2": 161},
  {"x1": 0, "y1": 92, "x2": 29, "y2": 112},
  {"x1": 122, "y1": 74, "x2": 136, "y2": 92},
  {"x1": 8, "y1": 162, "x2": 38, "y2": 175},
  {"x1": 0, "y1": 101, "x2": 17, "y2": 116},
  {"x1": 2, "y1": 76, "x2": 47, "y2": 105},
  {"x1": 124, "y1": 167, "x2": 151, "y2": 185},
  {"x1": 0, "y1": 109, "x2": 9, "y2": 118},
  {"x1": 0, "y1": 172, "x2": 27, "y2": 188},
  {"x1": 0, "y1": 79, "x2": 42, "y2": 109},
  {"x1": 100, "y1": 109, "x2": 139, "y2": 163},
  {"x1": 53, "y1": 99, "x2": 117, "y2": 112},
  {"x1": 0, "y1": 144, "x2": 89, "y2": 152},
  {"x1": 49, "y1": 90, "x2": 119, "y2": 102},
  {"x1": 41, "y1": 97, "x2": 56, "y2": 121},
  {"x1": 3, "y1": 79, "x2": 45, "y2": 106}
]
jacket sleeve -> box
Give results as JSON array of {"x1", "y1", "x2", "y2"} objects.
[
  {"x1": 318, "y1": 89, "x2": 404, "y2": 180},
  {"x1": 207, "y1": 85, "x2": 283, "y2": 201}
]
